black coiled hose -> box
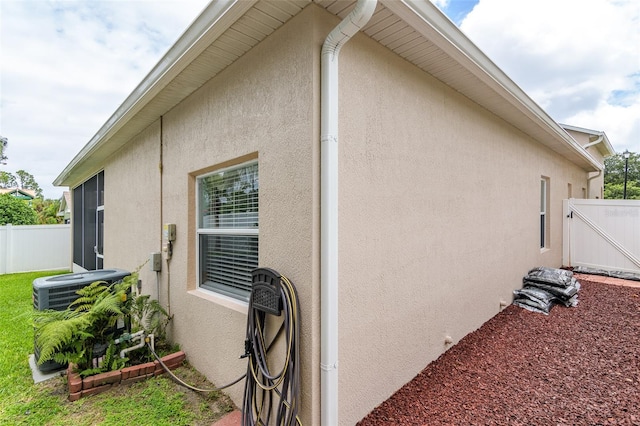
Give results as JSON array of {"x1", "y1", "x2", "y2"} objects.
[{"x1": 242, "y1": 275, "x2": 301, "y2": 426}]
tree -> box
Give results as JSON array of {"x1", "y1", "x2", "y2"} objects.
[
  {"x1": 0, "y1": 194, "x2": 38, "y2": 225},
  {"x1": 32, "y1": 198, "x2": 63, "y2": 224},
  {"x1": 0, "y1": 136, "x2": 7, "y2": 165},
  {"x1": 15, "y1": 169, "x2": 43, "y2": 198},
  {"x1": 604, "y1": 152, "x2": 640, "y2": 200},
  {"x1": 604, "y1": 181, "x2": 640, "y2": 200},
  {"x1": 0, "y1": 169, "x2": 43, "y2": 198},
  {"x1": 0, "y1": 171, "x2": 17, "y2": 188}
]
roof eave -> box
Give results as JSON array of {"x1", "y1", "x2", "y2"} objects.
[
  {"x1": 382, "y1": 0, "x2": 602, "y2": 172},
  {"x1": 559, "y1": 123, "x2": 616, "y2": 157},
  {"x1": 53, "y1": 0, "x2": 258, "y2": 187}
]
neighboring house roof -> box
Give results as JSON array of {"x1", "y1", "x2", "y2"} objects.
[
  {"x1": 54, "y1": 0, "x2": 602, "y2": 187},
  {"x1": 559, "y1": 123, "x2": 616, "y2": 158},
  {"x1": 58, "y1": 191, "x2": 71, "y2": 218},
  {"x1": 0, "y1": 187, "x2": 36, "y2": 200}
]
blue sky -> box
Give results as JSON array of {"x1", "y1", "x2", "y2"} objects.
[
  {"x1": 434, "y1": 0, "x2": 479, "y2": 24},
  {"x1": 1, "y1": 0, "x2": 638, "y2": 199}
]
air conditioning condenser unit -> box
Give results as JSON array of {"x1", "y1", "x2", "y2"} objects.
[{"x1": 33, "y1": 268, "x2": 131, "y2": 372}]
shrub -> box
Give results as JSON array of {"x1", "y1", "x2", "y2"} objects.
[{"x1": 0, "y1": 193, "x2": 37, "y2": 225}]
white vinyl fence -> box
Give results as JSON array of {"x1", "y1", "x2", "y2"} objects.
[
  {"x1": 0, "y1": 224, "x2": 71, "y2": 274},
  {"x1": 563, "y1": 199, "x2": 640, "y2": 273}
]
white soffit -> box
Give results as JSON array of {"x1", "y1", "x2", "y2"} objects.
[{"x1": 56, "y1": 0, "x2": 601, "y2": 187}]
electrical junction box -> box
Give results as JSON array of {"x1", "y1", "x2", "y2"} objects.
[
  {"x1": 163, "y1": 223, "x2": 176, "y2": 242},
  {"x1": 150, "y1": 252, "x2": 162, "y2": 271}
]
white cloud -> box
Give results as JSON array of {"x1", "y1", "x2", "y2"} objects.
[
  {"x1": 431, "y1": 0, "x2": 450, "y2": 7},
  {"x1": 0, "y1": 0, "x2": 209, "y2": 199},
  {"x1": 459, "y1": 0, "x2": 640, "y2": 153},
  {"x1": 2, "y1": 0, "x2": 638, "y2": 199}
]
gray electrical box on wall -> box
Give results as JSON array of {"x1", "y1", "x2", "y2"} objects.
[{"x1": 150, "y1": 252, "x2": 162, "y2": 271}]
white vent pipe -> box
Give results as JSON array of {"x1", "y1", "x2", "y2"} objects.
[{"x1": 320, "y1": 1, "x2": 377, "y2": 425}]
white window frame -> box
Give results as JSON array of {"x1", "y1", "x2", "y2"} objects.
[
  {"x1": 96, "y1": 205, "x2": 104, "y2": 261},
  {"x1": 196, "y1": 161, "x2": 258, "y2": 302}
]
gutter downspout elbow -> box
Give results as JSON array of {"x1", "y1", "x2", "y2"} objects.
[
  {"x1": 582, "y1": 134, "x2": 604, "y2": 150},
  {"x1": 584, "y1": 135, "x2": 604, "y2": 198},
  {"x1": 320, "y1": 1, "x2": 377, "y2": 425}
]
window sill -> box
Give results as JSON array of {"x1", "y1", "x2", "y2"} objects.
[
  {"x1": 188, "y1": 288, "x2": 249, "y2": 315},
  {"x1": 540, "y1": 247, "x2": 551, "y2": 254}
]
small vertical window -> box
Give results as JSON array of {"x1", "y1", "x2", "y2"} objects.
[
  {"x1": 540, "y1": 177, "x2": 550, "y2": 249},
  {"x1": 567, "y1": 183, "x2": 572, "y2": 199},
  {"x1": 197, "y1": 161, "x2": 258, "y2": 301}
]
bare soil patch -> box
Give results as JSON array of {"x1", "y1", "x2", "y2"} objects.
[{"x1": 358, "y1": 279, "x2": 640, "y2": 425}]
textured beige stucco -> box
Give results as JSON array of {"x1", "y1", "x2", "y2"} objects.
[
  {"x1": 66, "y1": 4, "x2": 601, "y2": 425},
  {"x1": 335, "y1": 28, "x2": 589, "y2": 424},
  {"x1": 104, "y1": 121, "x2": 162, "y2": 294},
  {"x1": 92, "y1": 8, "x2": 325, "y2": 424},
  {"x1": 157, "y1": 7, "x2": 321, "y2": 424}
]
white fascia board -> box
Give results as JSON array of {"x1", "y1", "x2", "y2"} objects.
[
  {"x1": 560, "y1": 123, "x2": 603, "y2": 135},
  {"x1": 594, "y1": 133, "x2": 615, "y2": 157},
  {"x1": 381, "y1": 0, "x2": 602, "y2": 172},
  {"x1": 54, "y1": 0, "x2": 257, "y2": 187}
]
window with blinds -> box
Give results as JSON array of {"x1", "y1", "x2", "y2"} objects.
[
  {"x1": 197, "y1": 162, "x2": 258, "y2": 301},
  {"x1": 540, "y1": 177, "x2": 549, "y2": 249}
]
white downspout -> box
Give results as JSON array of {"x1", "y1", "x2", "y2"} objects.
[
  {"x1": 587, "y1": 169, "x2": 602, "y2": 199},
  {"x1": 584, "y1": 135, "x2": 604, "y2": 198},
  {"x1": 320, "y1": 1, "x2": 377, "y2": 425}
]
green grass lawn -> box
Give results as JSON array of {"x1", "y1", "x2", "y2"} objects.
[{"x1": 0, "y1": 270, "x2": 234, "y2": 425}]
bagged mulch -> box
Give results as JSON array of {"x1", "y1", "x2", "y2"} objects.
[
  {"x1": 513, "y1": 267, "x2": 581, "y2": 314},
  {"x1": 524, "y1": 266, "x2": 574, "y2": 288},
  {"x1": 513, "y1": 287, "x2": 556, "y2": 314}
]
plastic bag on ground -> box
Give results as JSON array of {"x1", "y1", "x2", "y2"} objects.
[
  {"x1": 513, "y1": 300, "x2": 551, "y2": 315},
  {"x1": 525, "y1": 266, "x2": 574, "y2": 288},
  {"x1": 572, "y1": 266, "x2": 640, "y2": 282},
  {"x1": 513, "y1": 267, "x2": 581, "y2": 314},
  {"x1": 513, "y1": 287, "x2": 556, "y2": 315},
  {"x1": 523, "y1": 279, "x2": 580, "y2": 300}
]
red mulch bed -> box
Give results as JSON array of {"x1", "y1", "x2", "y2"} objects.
[{"x1": 358, "y1": 279, "x2": 640, "y2": 425}]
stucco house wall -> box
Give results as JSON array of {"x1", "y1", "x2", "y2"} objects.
[
  {"x1": 104, "y1": 122, "x2": 162, "y2": 293},
  {"x1": 335, "y1": 27, "x2": 589, "y2": 423},
  {"x1": 104, "y1": 7, "x2": 323, "y2": 422},
  {"x1": 55, "y1": 2, "x2": 608, "y2": 425},
  {"x1": 161, "y1": 6, "x2": 320, "y2": 416}
]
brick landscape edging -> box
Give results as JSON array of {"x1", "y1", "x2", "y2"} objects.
[{"x1": 67, "y1": 351, "x2": 186, "y2": 401}]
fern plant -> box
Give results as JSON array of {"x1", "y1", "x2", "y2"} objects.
[
  {"x1": 34, "y1": 276, "x2": 133, "y2": 376},
  {"x1": 34, "y1": 268, "x2": 173, "y2": 376},
  {"x1": 130, "y1": 294, "x2": 170, "y2": 340}
]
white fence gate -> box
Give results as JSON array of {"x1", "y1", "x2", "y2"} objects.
[
  {"x1": 563, "y1": 199, "x2": 640, "y2": 273},
  {"x1": 0, "y1": 224, "x2": 71, "y2": 274}
]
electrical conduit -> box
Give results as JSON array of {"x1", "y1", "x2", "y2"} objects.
[{"x1": 320, "y1": 1, "x2": 377, "y2": 424}]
